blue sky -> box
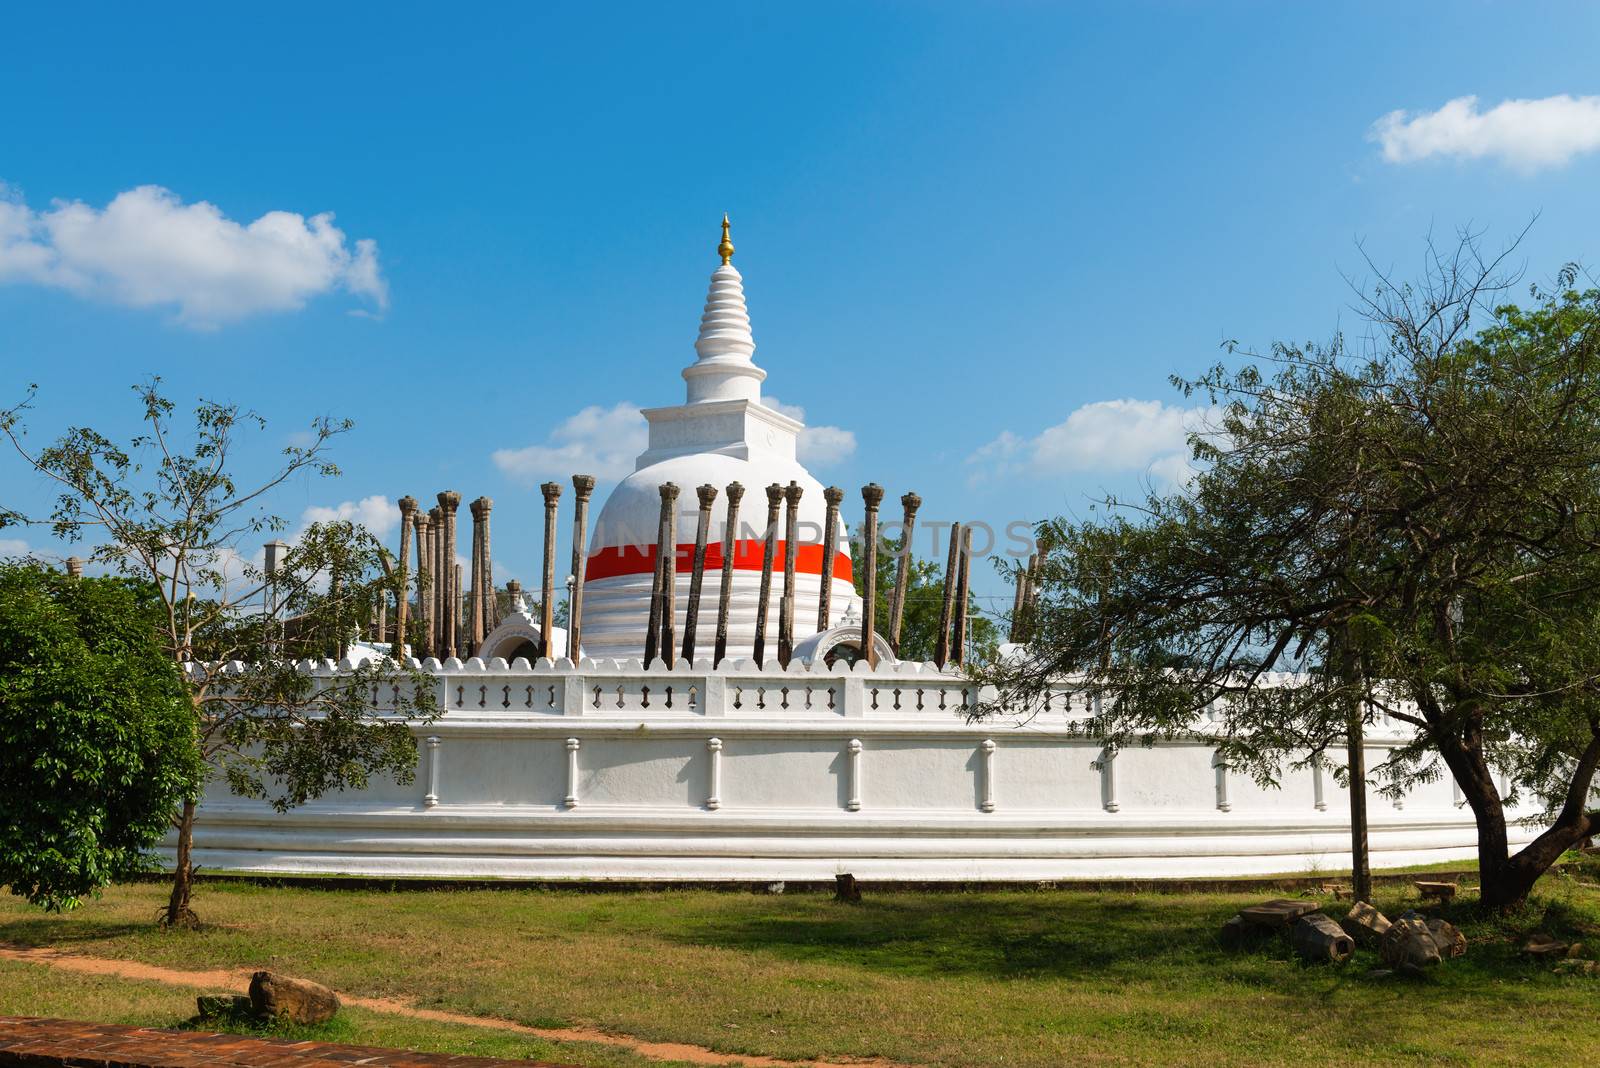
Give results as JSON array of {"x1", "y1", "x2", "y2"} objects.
[{"x1": 4, "y1": 2, "x2": 1600, "y2": 616}]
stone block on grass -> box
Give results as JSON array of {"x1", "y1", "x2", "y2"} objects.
[
  {"x1": 1291, "y1": 913, "x2": 1355, "y2": 963},
  {"x1": 248, "y1": 971, "x2": 341, "y2": 1026},
  {"x1": 1238, "y1": 899, "x2": 1321, "y2": 928},
  {"x1": 1341, "y1": 901, "x2": 1391, "y2": 947}
]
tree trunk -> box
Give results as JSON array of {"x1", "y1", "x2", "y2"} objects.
[
  {"x1": 164, "y1": 799, "x2": 200, "y2": 928},
  {"x1": 1435, "y1": 732, "x2": 1515, "y2": 908}
]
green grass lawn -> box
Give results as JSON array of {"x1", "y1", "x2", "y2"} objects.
[{"x1": 2, "y1": 861, "x2": 1597, "y2": 1068}]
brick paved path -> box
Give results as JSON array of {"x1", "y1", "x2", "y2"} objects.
[{"x1": 0, "y1": 1017, "x2": 576, "y2": 1067}]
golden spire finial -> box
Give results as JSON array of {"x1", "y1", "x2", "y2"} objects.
[{"x1": 717, "y1": 213, "x2": 734, "y2": 265}]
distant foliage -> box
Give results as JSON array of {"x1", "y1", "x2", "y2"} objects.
[{"x1": 0, "y1": 562, "x2": 201, "y2": 911}]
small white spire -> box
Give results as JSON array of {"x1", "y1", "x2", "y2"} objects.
[{"x1": 683, "y1": 216, "x2": 766, "y2": 404}]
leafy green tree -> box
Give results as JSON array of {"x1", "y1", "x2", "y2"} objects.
[
  {"x1": 0, "y1": 561, "x2": 202, "y2": 911},
  {"x1": 979, "y1": 239, "x2": 1600, "y2": 910},
  {"x1": 0, "y1": 381, "x2": 438, "y2": 926},
  {"x1": 853, "y1": 532, "x2": 998, "y2": 664}
]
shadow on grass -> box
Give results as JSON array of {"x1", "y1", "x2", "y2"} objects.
[
  {"x1": 671, "y1": 893, "x2": 1235, "y2": 980},
  {"x1": 0, "y1": 916, "x2": 152, "y2": 949},
  {"x1": 674, "y1": 884, "x2": 1600, "y2": 990}
]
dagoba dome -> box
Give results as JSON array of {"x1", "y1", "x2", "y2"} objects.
[{"x1": 579, "y1": 218, "x2": 860, "y2": 661}]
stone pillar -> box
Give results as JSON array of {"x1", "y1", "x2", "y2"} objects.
[
  {"x1": 540, "y1": 482, "x2": 562, "y2": 658},
  {"x1": 479, "y1": 497, "x2": 494, "y2": 638},
  {"x1": 682, "y1": 484, "x2": 717, "y2": 663},
  {"x1": 467, "y1": 498, "x2": 486, "y2": 655},
  {"x1": 64, "y1": 556, "x2": 84, "y2": 579},
  {"x1": 779, "y1": 481, "x2": 802, "y2": 666},
  {"x1": 414, "y1": 511, "x2": 432, "y2": 659},
  {"x1": 713, "y1": 481, "x2": 744, "y2": 667},
  {"x1": 935, "y1": 521, "x2": 961, "y2": 669},
  {"x1": 436, "y1": 492, "x2": 461, "y2": 659},
  {"x1": 818, "y1": 486, "x2": 843, "y2": 631},
  {"x1": 1009, "y1": 554, "x2": 1029, "y2": 642},
  {"x1": 427, "y1": 506, "x2": 443, "y2": 657},
  {"x1": 662, "y1": 483, "x2": 679, "y2": 668},
  {"x1": 394, "y1": 497, "x2": 417, "y2": 658},
  {"x1": 753, "y1": 483, "x2": 783, "y2": 666},
  {"x1": 567, "y1": 475, "x2": 596, "y2": 661},
  {"x1": 859, "y1": 484, "x2": 884, "y2": 668},
  {"x1": 888, "y1": 492, "x2": 921, "y2": 654},
  {"x1": 454, "y1": 562, "x2": 465, "y2": 656},
  {"x1": 952, "y1": 524, "x2": 973, "y2": 667},
  {"x1": 645, "y1": 483, "x2": 678, "y2": 668}
]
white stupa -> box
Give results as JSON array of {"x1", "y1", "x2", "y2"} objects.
[{"x1": 578, "y1": 218, "x2": 861, "y2": 660}]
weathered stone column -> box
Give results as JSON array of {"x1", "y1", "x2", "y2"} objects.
[
  {"x1": 567, "y1": 475, "x2": 596, "y2": 661},
  {"x1": 713, "y1": 481, "x2": 744, "y2": 667},
  {"x1": 779, "y1": 481, "x2": 803, "y2": 666},
  {"x1": 414, "y1": 511, "x2": 432, "y2": 659},
  {"x1": 480, "y1": 497, "x2": 495, "y2": 635},
  {"x1": 395, "y1": 496, "x2": 417, "y2": 658},
  {"x1": 682, "y1": 483, "x2": 717, "y2": 663},
  {"x1": 540, "y1": 482, "x2": 562, "y2": 658},
  {"x1": 935, "y1": 521, "x2": 961, "y2": 669},
  {"x1": 952, "y1": 524, "x2": 973, "y2": 667},
  {"x1": 467, "y1": 498, "x2": 486, "y2": 655},
  {"x1": 644, "y1": 483, "x2": 678, "y2": 667},
  {"x1": 436, "y1": 492, "x2": 461, "y2": 659},
  {"x1": 888, "y1": 492, "x2": 921, "y2": 654},
  {"x1": 426, "y1": 508, "x2": 442, "y2": 657},
  {"x1": 1021, "y1": 549, "x2": 1043, "y2": 644},
  {"x1": 753, "y1": 483, "x2": 783, "y2": 666},
  {"x1": 859, "y1": 484, "x2": 884, "y2": 668},
  {"x1": 817, "y1": 486, "x2": 843, "y2": 631},
  {"x1": 64, "y1": 556, "x2": 84, "y2": 578},
  {"x1": 454, "y1": 562, "x2": 464, "y2": 654},
  {"x1": 662, "y1": 484, "x2": 680, "y2": 668}
]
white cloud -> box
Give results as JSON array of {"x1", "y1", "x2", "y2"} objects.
[
  {"x1": 969, "y1": 399, "x2": 1214, "y2": 488},
  {"x1": 762, "y1": 396, "x2": 857, "y2": 467},
  {"x1": 1370, "y1": 94, "x2": 1600, "y2": 172},
  {"x1": 297, "y1": 495, "x2": 399, "y2": 540},
  {"x1": 492, "y1": 402, "x2": 649, "y2": 484},
  {"x1": 0, "y1": 182, "x2": 387, "y2": 326},
  {"x1": 0, "y1": 537, "x2": 32, "y2": 558}
]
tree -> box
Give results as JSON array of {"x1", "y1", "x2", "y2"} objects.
[
  {"x1": 0, "y1": 561, "x2": 202, "y2": 911},
  {"x1": 977, "y1": 236, "x2": 1600, "y2": 910},
  {"x1": 853, "y1": 532, "x2": 998, "y2": 664},
  {"x1": 0, "y1": 381, "x2": 438, "y2": 926}
]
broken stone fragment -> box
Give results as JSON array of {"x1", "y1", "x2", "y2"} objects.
[
  {"x1": 1522, "y1": 933, "x2": 1569, "y2": 957},
  {"x1": 1341, "y1": 901, "x2": 1391, "y2": 947},
  {"x1": 1424, "y1": 918, "x2": 1467, "y2": 959},
  {"x1": 1291, "y1": 913, "x2": 1355, "y2": 963},
  {"x1": 1238, "y1": 898, "x2": 1322, "y2": 928},
  {"x1": 1380, "y1": 917, "x2": 1443, "y2": 973},
  {"x1": 248, "y1": 971, "x2": 340, "y2": 1025}
]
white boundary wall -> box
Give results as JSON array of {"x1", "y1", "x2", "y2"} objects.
[{"x1": 184, "y1": 656, "x2": 1535, "y2": 881}]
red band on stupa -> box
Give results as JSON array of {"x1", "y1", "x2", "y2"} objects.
[{"x1": 585, "y1": 540, "x2": 853, "y2": 583}]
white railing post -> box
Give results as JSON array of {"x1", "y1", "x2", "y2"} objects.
[
  {"x1": 1313, "y1": 755, "x2": 1328, "y2": 812},
  {"x1": 847, "y1": 738, "x2": 863, "y2": 811},
  {"x1": 564, "y1": 737, "x2": 581, "y2": 809},
  {"x1": 423, "y1": 735, "x2": 442, "y2": 808},
  {"x1": 980, "y1": 738, "x2": 997, "y2": 813},
  {"x1": 1100, "y1": 745, "x2": 1119, "y2": 813},
  {"x1": 706, "y1": 737, "x2": 723, "y2": 810}
]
